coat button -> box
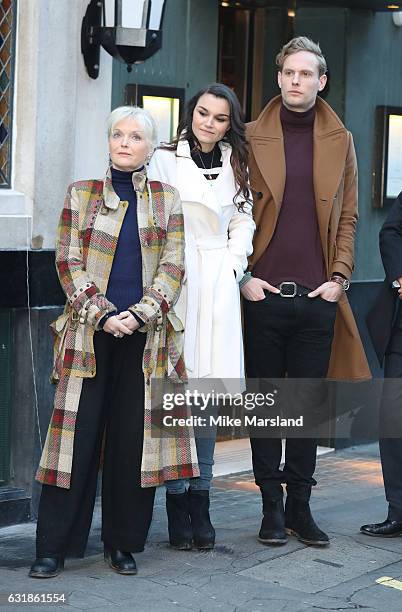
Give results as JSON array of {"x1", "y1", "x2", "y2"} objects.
[{"x1": 256, "y1": 191, "x2": 263, "y2": 199}]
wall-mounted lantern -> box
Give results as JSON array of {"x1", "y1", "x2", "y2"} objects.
[{"x1": 81, "y1": 0, "x2": 166, "y2": 79}]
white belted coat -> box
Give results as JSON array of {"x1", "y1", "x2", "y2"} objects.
[{"x1": 148, "y1": 139, "x2": 255, "y2": 380}]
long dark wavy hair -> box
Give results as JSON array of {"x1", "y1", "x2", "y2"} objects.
[{"x1": 160, "y1": 83, "x2": 251, "y2": 208}]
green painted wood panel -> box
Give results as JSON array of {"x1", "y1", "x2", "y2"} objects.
[
  {"x1": 295, "y1": 7, "x2": 348, "y2": 120},
  {"x1": 260, "y1": 7, "x2": 347, "y2": 117}
]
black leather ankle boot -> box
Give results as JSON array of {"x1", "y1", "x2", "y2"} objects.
[
  {"x1": 258, "y1": 488, "x2": 287, "y2": 545},
  {"x1": 285, "y1": 496, "x2": 329, "y2": 546},
  {"x1": 104, "y1": 547, "x2": 137, "y2": 575},
  {"x1": 29, "y1": 557, "x2": 64, "y2": 578},
  {"x1": 188, "y1": 489, "x2": 215, "y2": 550},
  {"x1": 166, "y1": 491, "x2": 193, "y2": 550}
]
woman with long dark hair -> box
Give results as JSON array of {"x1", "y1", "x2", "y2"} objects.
[{"x1": 148, "y1": 83, "x2": 255, "y2": 550}]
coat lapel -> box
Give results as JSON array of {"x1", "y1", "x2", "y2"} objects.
[
  {"x1": 176, "y1": 140, "x2": 219, "y2": 216},
  {"x1": 248, "y1": 97, "x2": 286, "y2": 216},
  {"x1": 215, "y1": 142, "x2": 238, "y2": 207},
  {"x1": 249, "y1": 96, "x2": 351, "y2": 268},
  {"x1": 313, "y1": 99, "x2": 349, "y2": 265}
]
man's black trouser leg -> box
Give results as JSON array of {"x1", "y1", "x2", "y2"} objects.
[
  {"x1": 36, "y1": 331, "x2": 155, "y2": 558},
  {"x1": 243, "y1": 293, "x2": 336, "y2": 499},
  {"x1": 379, "y1": 329, "x2": 402, "y2": 521}
]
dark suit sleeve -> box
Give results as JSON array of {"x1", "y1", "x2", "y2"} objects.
[{"x1": 379, "y1": 192, "x2": 402, "y2": 284}]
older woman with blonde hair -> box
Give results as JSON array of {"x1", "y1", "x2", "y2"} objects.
[{"x1": 29, "y1": 106, "x2": 198, "y2": 578}]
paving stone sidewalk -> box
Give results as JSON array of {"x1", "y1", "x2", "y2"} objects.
[{"x1": 1, "y1": 443, "x2": 402, "y2": 611}]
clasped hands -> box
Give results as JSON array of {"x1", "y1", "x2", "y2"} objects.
[
  {"x1": 103, "y1": 311, "x2": 140, "y2": 338},
  {"x1": 240, "y1": 277, "x2": 343, "y2": 302}
]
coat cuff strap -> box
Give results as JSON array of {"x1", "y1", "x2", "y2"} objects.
[{"x1": 128, "y1": 309, "x2": 146, "y2": 328}]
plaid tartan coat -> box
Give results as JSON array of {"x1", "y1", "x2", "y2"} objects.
[{"x1": 36, "y1": 167, "x2": 199, "y2": 489}]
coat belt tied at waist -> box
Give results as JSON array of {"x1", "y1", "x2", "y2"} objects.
[{"x1": 185, "y1": 233, "x2": 228, "y2": 377}]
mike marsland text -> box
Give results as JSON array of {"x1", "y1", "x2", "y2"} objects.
[{"x1": 162, "y1": 415, "x2": 304, "y2": 428}]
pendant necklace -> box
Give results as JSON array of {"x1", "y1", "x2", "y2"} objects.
[{"x1": 198, "y1": 147, "x2": 216, "y2": 181}]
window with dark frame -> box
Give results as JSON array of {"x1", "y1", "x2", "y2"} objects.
[
  {"x1": 126, "y1": 84, "x2": 184, "y2": 144},
  {"x1": 218, "y1": 5, "x2": 251, "y2": 120},
  {"x1": 0, "y1": 0, "x2": 17, "y2": 189},
  {"x1": 373, "y1": 106, "x2": 402, "y2": 208}
]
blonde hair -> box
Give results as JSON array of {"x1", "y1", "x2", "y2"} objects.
[
  {"x1": 107, "y1": 106, "x2": 158, "y2": 153},
  {"x1": 276, "y1": 37, "x2": 327, "y2": 77}
]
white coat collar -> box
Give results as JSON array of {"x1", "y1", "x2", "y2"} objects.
[
  {"x1": 175, "y1": 138, "x2": 237, "y2": 216},
  {"x1": 176, "y1": 136, "x2": 231, "y2": 160}
]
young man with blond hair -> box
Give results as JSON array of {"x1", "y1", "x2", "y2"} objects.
[{"x1": 242, "y1": 37, "x2": 370, "y2": 547}]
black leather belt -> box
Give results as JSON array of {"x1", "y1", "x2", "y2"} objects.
[{"x1": 275, "y1": 282, "x2": 311, "y2": 297}]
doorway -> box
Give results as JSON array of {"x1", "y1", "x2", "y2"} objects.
[{"x1": 218, "y1": 3, "x2": 265, "y2": 121}]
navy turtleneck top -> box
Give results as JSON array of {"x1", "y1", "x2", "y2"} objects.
[{"x1": 105, "y1": 167, "x2": 143, "y2": 314}]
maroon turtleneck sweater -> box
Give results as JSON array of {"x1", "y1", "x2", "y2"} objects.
[{"x1": 253, "y1": 104, "x2": 326, "y2": 291}]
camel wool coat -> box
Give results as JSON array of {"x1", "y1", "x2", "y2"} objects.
[
  {"x1": 36, "y1": 168, "x2": 199, "y2": 489},
  {"x1": 246, "y1": 95, "x2": 370, "y2": 381}
]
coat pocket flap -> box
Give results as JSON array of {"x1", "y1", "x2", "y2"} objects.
[
  {"x1": 167, "y1": 311, "x2": 184, "y2": 332},
  {"x1": 51, "y1": 313, "x2": 69, "y2": 335}
]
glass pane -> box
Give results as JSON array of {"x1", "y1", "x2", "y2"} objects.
[
  {"x1": 0, "y1": 0, "x2": 16, "y2": 188},
  {"x1": 386, "y1": 114, "x2": 402, "y2": 199},
  {"x1": 121, "y1": 0, "x2": 145, "y2": 28},
  {"x1": 218, "y1": 6, "x2": 250, "y2": 117},
  {"x1": 149, "y1": 0, "x2": 164, "y2": 30},
  {"x1": 104, "y1": 0, "x2": 115, "y2": 28},
  {"x1": 142, "y1": 95, "x2": 180, "y2": 144}
]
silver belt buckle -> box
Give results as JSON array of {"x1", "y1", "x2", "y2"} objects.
[{"x1": 279, "y1": 281, "x2": 297, "y2": 298}]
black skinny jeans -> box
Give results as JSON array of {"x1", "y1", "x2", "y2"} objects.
[
  {"x1": 36, "y1": 330, "x2": 155, "y2": 558},
  {"x1": 243, "y1": 291, "x2": 337, "y2": 500}
]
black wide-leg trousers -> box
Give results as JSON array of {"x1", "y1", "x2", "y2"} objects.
[
  {"x1": 243, "y1": 292, "x2": 336, "y2": 500},
  {"x1": 36, "y1": 330, "x2": 155, "y2": 558}
]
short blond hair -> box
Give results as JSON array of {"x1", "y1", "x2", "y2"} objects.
[
  {"x1": 107, "y1": 106, "x2": 158, "y2": 153},
  {"x1": 276, "y1": 37, "x2": 327, "y2": 77}
]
